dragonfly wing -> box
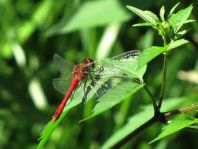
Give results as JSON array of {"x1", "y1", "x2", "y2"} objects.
[
  {"x1": 94, "y1": 61, "x2": 139, "y2": 79},
  {"x1": 52, "y1": 77, "x2": 72, "y2": 95},
  {"x1": 112, "y1": 50, "x2": 140, "y2": 60},
  {"x1": 83, "y1": 50, "x2": 142, "y2": 101},
  {"x1": 93, "y1": 50, "x2": 141, "y2": 78},
  {"x1": 83, "y1": 76, "x2": 135, "y2": 101},
  {"x1": 53, "y1": 54, "x2": 75, "y2": 76},
  {"x1": 94, "y1": 79, "x2": 111, "y2": 98}
]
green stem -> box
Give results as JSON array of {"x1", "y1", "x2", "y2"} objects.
[
  {"x1": 158, "y1": 54, "x2": 168, "y2": 109},
  {"x1": 144, "y1": 85, "x2": 159, "y2": 115},
  {"x1": 111, "y1": 104, "x2": 198, "y2": 148}
]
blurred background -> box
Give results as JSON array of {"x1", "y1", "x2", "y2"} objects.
[{"x1": 0, "y1": 0, "x2": 198, "y2": 148}]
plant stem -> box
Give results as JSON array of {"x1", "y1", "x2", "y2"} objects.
[
  {"x1": 112, "y1": 116, "x2": 157, "y2": 149},
  {"x1": 144, "y1": 85, "x2": 159, "y2": 115},
  {"x1": 164, "y1": 104, "x2": 198, "y2": 118},
  {"x1": 158, "y1": 54, "x2": 168, "y2": 109}
]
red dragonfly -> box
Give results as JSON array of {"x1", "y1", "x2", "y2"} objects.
[{"x1": 52, "y1": 50, "x2": 140, "y2": 121}]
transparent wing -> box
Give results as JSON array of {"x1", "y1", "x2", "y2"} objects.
[
  {"x1": 53, "y1": 54, "x2": 75, "y2": 94},
  {"x1": 111, "y1": 50, "x2": 140, "y2": 60},
  {"x1": 83, "y1": 75, "x2": 137, "y2": 102},
  {"x1": 93, "y1": 50, "x2": 141, "y2": 79},
  {"x1": 94, "y1": 77, "x2": 137, "y2": 99},
  {"x1": 83, "y1": 50, "x2": 141, "y2": 101},
  {"x1": 53, "y1": 54, "x2": 75, "y2": 76},
  {"x1": 52, "y1": 77, "x2": 72, "y2": 95}
]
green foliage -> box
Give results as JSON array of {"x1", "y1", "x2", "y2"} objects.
[
  {"x1": 128, "y1": 3, "x2": 193, "y2": 47},
  {"x1": 168, "y1": 4, "x2": 194, "y2": 33},
  {"x1": 39, "y1": 2, "x2": 197, "y2": 148},
  {"x1": 150, "y1": 114, "x2": 198, "y2": 144},
  {"x1": 81, "y1": 82, "x2": 144, "y2": 122},
  {"x1": 0, "y1": 1, "x2": 197, "y2": 149},
  {"x1": 38, "y1": 46, "x2": 167, "y2": 147},
  {"x1": 38, "y1": 85, "x2": 84, "y2": 149},
  {"x1": 47, "y1": 0, "x2": 130, "y2": 35},
  {"x1": 168, "y1": 39, "x2": 188, "y2": 50},
  {"x1": 101, "y1": 96, "x2": 192, "y2": 149}
]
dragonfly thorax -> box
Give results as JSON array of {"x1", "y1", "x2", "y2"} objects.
[
  {"x1": 82, "y1": 58, "x2": 95, "y2": 77},
  {"x1": 72, "y1": 58, "x2": 94, "y2": 81}
]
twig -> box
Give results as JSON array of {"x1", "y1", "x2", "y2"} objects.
[
  {"x1": 144, "y1": 85, "x2": 159, "y2": 115},
  {"x1": 111, "y1": 104, "x2": 198, "y2": 148},
  {"x1": 164, "y1": 104, "x2": 198, "y2": 118},
  {"x1": 111, "y1": 116, "x2": 157, "y2": 149},
  {"x1": 158, "y1": 54, "x2": 168, "y2": 109}
]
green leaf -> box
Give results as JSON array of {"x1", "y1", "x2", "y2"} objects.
[
  {"x1": 177, "y1": 30, "x2": 188, "y2": 36},
  {"x1": 169, "y1": 4, "x2": 193, "y2": 32},
  {"x1": 144, "y1": 11, "x2": 159, "y2": 23},
  {"x1": 38, "y1": 46, "x2": 166, "y2": 147},
  {"x1": 177, "y1": 19, "x2": 195, "y2": 25},
  {"x1": 169, "y1": 3, "x2": 180, "y2": 16},
  {"x1": 137, "y1": 46, "x2": 167, "y2": 68},
  {"x1": 168, "y1": 39, "x2": 188, "y2": 50},
  {"x1": 100, "y1": 58, "x2": 147, "y2": 79},
  {"x1": 38, "y1": 50, "x2": 147, "y2": 147},
  {"x1": 101, "y1": 104, "x2": 153, "y2": 149},
  {"x1": 47, "y1": 0, "x2": 130, "y2": 35},
  {"x1": 37, "y1": 121, "x2": 59, "y2": 149},
  {"x1": 81, "y1": 46, "x2": 167, "y2": 121},
  {"x1": 127, "y1": 5, "x2": 159, "y2": 27},
  {"x1": 133, "y1": 23, "x2": 153, "y2": 27},
  {"x1": 17, "y1": 0, "x2": 53, "y2": 43},
  {"x1": 80, "y1": 82, "x2": 144, "y2": 122},
  {"x1": 188, "y1": 125, "x2": 198, "y2": 130},
  {"x1": 37, "y1": 86, "x2": 85, "y2": 148},
  {"x1": 101, "y1": 96, "x2": 188, "y2": 149},
  {"x1": 160, "y1": 6, "x2": 165, "y2": 22},
  {"x1": 149, "y1": 114, "x2": 198, "y2": 143}
]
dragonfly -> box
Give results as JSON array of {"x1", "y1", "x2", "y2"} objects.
[{"x1": 52, "y1": 50, "x2": 140, "y2": 121}]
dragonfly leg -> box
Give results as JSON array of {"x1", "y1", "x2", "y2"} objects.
[
  {"x1": 82, "y1": 78, "x2": 88, "y2": 103},
  {"x1": 82, "y1": 67, "x2": 105, "y2": 102},
  {"x1": 82, "y1": 73, "x2": 99, "y2": 103},
  {"x1": 89, "y1": 74, "x2": 100, "y2": 98}
]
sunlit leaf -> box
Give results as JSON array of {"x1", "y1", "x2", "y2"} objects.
[
  {"x1": 168, "y1": 39, "x2": 188, "y2": 50},
  {"x1": 149, "y1": 114, "x2": 198, "y2": 143},
  {"x1": 101, "y1": 95, "x2": 198, "y2": 149},
  {"x1": 37, "y1": 85, "x2": 84, "y2": 149},
  {"x1": 160, "y1": 6, "x2": 165, "y2": 22},
  {"x1": 169, "y1": 4, "x2": 193, "y2": 32},
  {"x1": 80, "y1": 82, "x2": 144, "y2": 122},
  {"x1": 133, "y1": 23, "x2": 153, "y2": 27},
  {"x1": 81, "y1": 46, "x2": 166, "y2": 121},
  {"x1": 47, "y1": 0, "x2": 130, "y2": 35},
  {"x1": 17, "y1": 0, "x2": 53, "y2": 43},
  {"x1": 136, "y1": 46, "x2": 167, "y2": 68},
  {"x1": 169, "y1": 3, "x2": 180, "y2": 16},
  {"x1": 127, "y1": 5, "x2": 159, "y2": 27},
  {"x1": 177, "y1": 30, "x2": 188, "y2": 36}
]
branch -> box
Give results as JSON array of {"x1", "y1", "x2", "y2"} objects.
[
  {"x1": 112, "y1": 116, "x2": 157, "y2": 149},
  {"x1": 158, "y1": 54, "x2": 168, "y2": 109},
  {"x1": 164, "y1": 104, "x2": 198, "y2": 118},
  {"x1": 144, "y1": 85, "x2": 159, "y2": 115}
]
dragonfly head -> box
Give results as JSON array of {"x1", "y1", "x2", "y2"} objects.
[{"x1": 82, "y1": 58, "x2": 95, "y2": 68}]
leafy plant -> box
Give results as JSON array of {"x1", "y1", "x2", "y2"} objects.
[{"x1": 38, "y1": 3, "x2": 197, "y2": 148}]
